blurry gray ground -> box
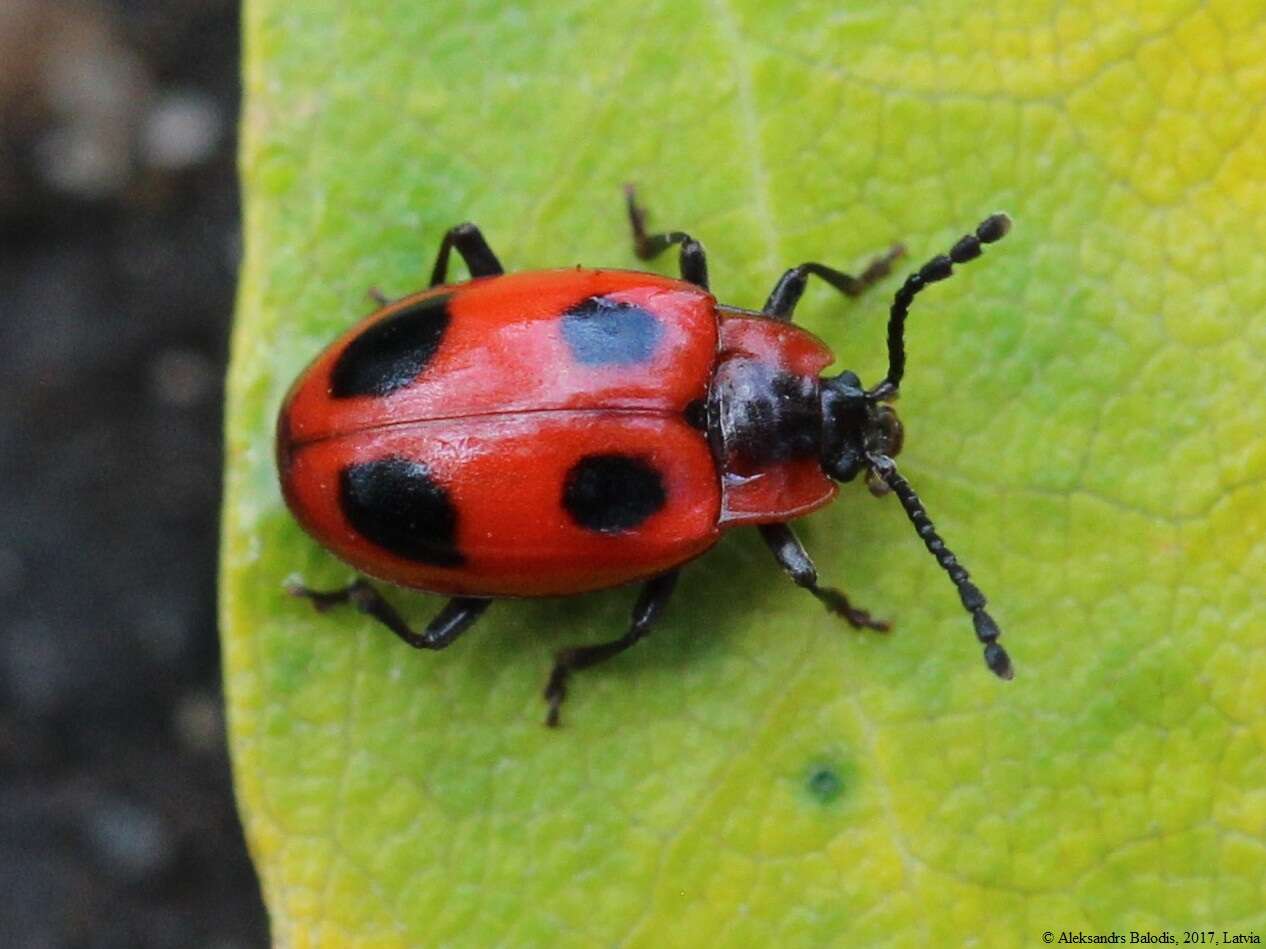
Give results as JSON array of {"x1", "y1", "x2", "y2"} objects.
[{"x1": 1, "y1": 1, "x2": 268, "y2": 945}]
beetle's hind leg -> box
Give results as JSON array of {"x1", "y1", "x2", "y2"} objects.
[
  {"x1": 762, "y1": 244, "x2": 905, "y2": 322},
  {"x1": 544, "y1": 570, "x2": 678, "y2": 727},
  {"x1": 624, "y1": 186, "x2": 709, "y2": 289},
  {"x1": 369, "y1": 221, "x2": 502, "y2": 304},
  {"x1": 429, "y1": 222, "x2": 504, "y2": 287},
  {"x1": 758, "y1": 524, "x2": 889, "y2": 631},
  {"x1": 288, "y1": 577, "x2": 491, "y2": 650}
]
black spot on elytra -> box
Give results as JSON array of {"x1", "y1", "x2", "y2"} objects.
[
  {"x1": 330, "y1": 294, "x2": 451, "y2": 398},
  {"x1": 339, "y1": 456, "x2": 463, "y2": 566},
  {"x1": 562, "y1": 454, "x2": 666, "y2": 533},
  {"x1": 561, "y1": 296, "x2": 663, "y2": 366}
]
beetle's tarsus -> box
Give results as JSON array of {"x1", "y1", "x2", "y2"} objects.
[{"x1": 815, "y1": 588, "x2": 892, "y2": 632}]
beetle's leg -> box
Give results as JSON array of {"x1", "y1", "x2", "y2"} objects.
[
  {"x1": 762, "y1": 244, "x2": 906, "y2": 322},
  {"x1": 288, "y1": 578, "x2": 491, "y2": 649},
  {"x1": 367, "y1": 286, "x2": 390, "y2": 307},
  {"x1": 543, "y1": 570, "x2": 678, "y2": 727},
  {"x1": 429, "y1": 222, "x2": 504, "y2": 287},
  {"x1": 758, "y1": 523, "x2": 889, "y2": 631},
  {"x1": 624, "y1": 186, "x2": 709, "y2": 289}
]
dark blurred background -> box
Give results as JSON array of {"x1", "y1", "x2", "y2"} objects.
[{"x1": 1, "y1": 0, "x2": 268, "y2": 945}]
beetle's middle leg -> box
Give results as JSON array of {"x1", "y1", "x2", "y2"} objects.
[
  {"x1": 624, "y1": 186, "x2": 709, "y2": 290},
  {"x1": 762, "y1": 244, "x2": 905, "y2": 322},
  {"x1": 544, "y1": 570, "x2": 678, "y2": 727}
]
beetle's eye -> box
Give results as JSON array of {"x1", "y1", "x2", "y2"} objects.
[
  {"x1": 866, "y1": 467, "x2": 892, "y2": 497},
  {"x1": 878, "y1": 407, "x2": 904, "y2": 457}
]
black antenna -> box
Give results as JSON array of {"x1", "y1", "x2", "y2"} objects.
[
  {"x1": 868, "y1": 214, "x2": 1011, "y2": 402},
  {"x1": 867, "y1": 453, "x2": 1013, "y2": 680}
]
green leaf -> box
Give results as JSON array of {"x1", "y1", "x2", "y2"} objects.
[{"x1": 223, "y1": 0, "x2": 1266, "y2": 943}]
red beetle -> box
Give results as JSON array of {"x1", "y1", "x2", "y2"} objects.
[{"x1": 277, "y1": 189, "x2": 1013, "y2": 725}]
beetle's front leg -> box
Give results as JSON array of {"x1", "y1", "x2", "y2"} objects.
[
  {"x1": 758, "y1": 523, "x2": 889, "y2": 631},
  {"x1": 762, "y1": 244, "x2": 905, "y2": 322}
]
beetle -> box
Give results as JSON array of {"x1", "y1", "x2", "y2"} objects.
[{"x1": 277, "y1": 188, "x2": 1014, "y2": 726}]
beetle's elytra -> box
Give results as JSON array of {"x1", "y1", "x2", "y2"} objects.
[{"x1": 277, "y1": 188, "x2": 1014, "y2": 726}]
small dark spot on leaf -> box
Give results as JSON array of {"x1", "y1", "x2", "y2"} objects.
[{"x1": 806, "y1": 766, "x2": 845, "y2": 804}]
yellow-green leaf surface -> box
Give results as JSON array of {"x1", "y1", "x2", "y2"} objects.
[{"x1": 223, "y1": 1, "x2": 1266, "y2": 944}]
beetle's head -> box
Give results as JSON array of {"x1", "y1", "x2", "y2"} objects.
[
  {"x1": 819, "y1": 370, "x2": 904, "y2": 494},
  {"x1": 814, "y1": 212, "x2": 1015, "y2": 682}
]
